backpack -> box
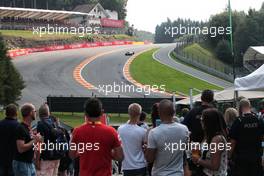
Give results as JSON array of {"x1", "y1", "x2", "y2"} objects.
[{"x1": 37, "y1": 119, "x2": 68, "y2": 160}]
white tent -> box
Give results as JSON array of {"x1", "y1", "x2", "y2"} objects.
[
  {"x1": 235, "y1": 64, "x2": 264, "y2": 91},
  {"x1": 176, "y1": 88, "x2": 264, "y2": 105}
]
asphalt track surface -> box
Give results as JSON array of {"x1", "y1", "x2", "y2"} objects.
[
  {"x1": 13, "y1": 43, "x2": 233, "y2": 107},
  {"x1": 13, "y1": 45, "x2": 157, "y2": 107}
]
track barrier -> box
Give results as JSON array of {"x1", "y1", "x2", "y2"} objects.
[{"x1": 7, "y1": 40, "x2": 149, "y2": 58}]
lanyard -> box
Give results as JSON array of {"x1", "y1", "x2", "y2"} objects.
[{"x1": 86, "y1": 121, "x2": 102, "y2": 125}]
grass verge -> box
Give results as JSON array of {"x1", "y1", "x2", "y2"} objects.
[
  {"x1": 182, "y1": 43, "x2": 230, "y2": 72},
  {"x1": 130, "y1": 48, "x2": 223, "y2": 95},
  {"x1": 0, "y1": 30, "x2": 135, "y2": 41},
  {"x1": 0, "y1": 111, "x2": 150, "y2": 127}
]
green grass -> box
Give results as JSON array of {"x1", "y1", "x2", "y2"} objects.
[
  {"x1": 0, "y1": 111, "x2": 4, "y2": 120},
  {"x1": 0, "y1": 30, "x2": 74, "y2": 40},
  {"x1": 170, "y1": 51, "x2": 228, "y2": 79},
  {"x1": 53, "y1": 112, "x2": 151, "y2": 127},
  {"x1": 0, "y1": 30, "x2": 135, "y2": 41},
  {"x1": 0, "y1": 111, "x2": 150, "y2": 127},
  {"x1": 52, "y1": 112, "x2": 134, "y2": 127},
  {"x1": 130, "y1": 48, "x2": 223, "y2": 95},
  {"x1": 183, "y1": 43, "x2": 218, "y2": 61}
]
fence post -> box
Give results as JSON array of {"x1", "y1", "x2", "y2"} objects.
[
  {"x1": 173, "y1": 93, "x2": 176, "y2": 113},
  {"x1": 47, "y1": 95, "x2": 51, "y2": 112},
  {"x1": 71, "y1": 95, "x2": 74, "y2": 116},
  {"x1": 189, "y1": 88, "x2": 193, "y2": 109},
  {"x1": 118, "y1": 95, "x2": 120, "y2": 118},
  {"x1": 143, "y1": 94, "x2": 146, "y2": 113}
]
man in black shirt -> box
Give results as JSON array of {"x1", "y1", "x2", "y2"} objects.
[
  {"x1": 13, "y1": 103, "x2": 42, "y2": 176},
  {"x1": 0, "y1": 104, "x2": 19, "y2": 176},
  {"x1": 183, "y1": 89, "x2": 215, "y2": 143},
  {"x1": 229, "y1": 98, "x2": 264, "y2": 176}
]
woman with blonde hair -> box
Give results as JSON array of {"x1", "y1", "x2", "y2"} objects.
[{"x1": 224, "y1": 108, "x2": 239, "y2": 129}]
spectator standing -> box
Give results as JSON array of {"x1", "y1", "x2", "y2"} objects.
[
  {"x1": 13, "y1": 103, "x2": 42, "y2": 176},
  {"x1": 192, "y1": 108, "x2": 228, "y2": 176},
  {"x1": 69, "y1": 98, "x2": 124, "y2": 176},
  {"x1": 146, "y1": 100, "x2": 189, "y2": 176},
  {"x1": 0, "y1": 104, "x2": 19, "y2": 176},
  {"x1": 146, "y1": 103, "x2": 160, "y2": 175},
  {"x1": 258, "y1": 99, "x2": 264, "y2": 119},
  {"x1": 183, "y1": 90, "x2": 215, "y2": 143},
  {"x1": 224, "y1": 108, "x2": 239, "y2": 131},
  {"x1": 151, "y1": 103, "x2": 160, "y2": 128},
  {"x1": 179, "y1": 108, "x2": 190, "y2": 123},
  {"x1": 118, "y1": 103, "x2": 147, "y2": 176},
  {"x1": 183, "y1": 90, "x2": 227, "y2": 175},
  {"x1": 229, "y1": 98, "x2": 264, "y2": 176},
  {"x1": 138, "y1": 111, "x2": 149, "y2": 130},
  {"x1": 36, "y1": 104, "x2": 64, "y2": 176}
]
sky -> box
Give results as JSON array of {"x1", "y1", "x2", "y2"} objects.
[{"x1": 126, "y1": 0, "x2": 264, "y2": 33}]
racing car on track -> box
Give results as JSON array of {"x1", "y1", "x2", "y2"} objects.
[{"x1": 125, "y1": 51, "x2": 135, "y2": 56}]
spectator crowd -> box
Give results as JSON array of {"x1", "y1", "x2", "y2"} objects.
[{"x1": 0, "y1": 89, "x2": 263, "y2": 176}]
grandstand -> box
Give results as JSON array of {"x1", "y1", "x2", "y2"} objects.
[
  {"x1": 0, "y1": 7, "x2": 88, "y2": 30},
  {"x1": 0, "y1": 3, "x2": 126, "y2": 34},
  {"x1": 243, "y1": 46, "x2": 264, "y2": 72}
]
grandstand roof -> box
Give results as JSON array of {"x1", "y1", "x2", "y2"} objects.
[
  {"x1": 0, "y1": 6, "x2": 91, "y2": 21},
  {"x1": 73, "y1": 4, "x2": 98, "y2": 13},
  {"x1": 73, "y1": 3, "x2": 109, "y2": 18},
  {"x1": 244, "y1": 46, "x2": 264, "y2": 62}
]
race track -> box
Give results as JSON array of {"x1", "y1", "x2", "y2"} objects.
[
  {"x1": 13, "y1": 45, "x2": 156, "y2": 107},
  {"x1": 13, "y1": 43, "x2": 233, "y2": 107},
  {"x1": 153, "y1": 44, "x2": 234, "y2": 88}
]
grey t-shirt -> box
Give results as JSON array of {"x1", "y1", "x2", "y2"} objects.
[{"x1": 148, "y1": 122, "x2": 189, "y2": 176}]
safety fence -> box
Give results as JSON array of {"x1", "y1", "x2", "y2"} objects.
[{"x1": 47, "y1": 96, "x2": 183, "y2": 114}]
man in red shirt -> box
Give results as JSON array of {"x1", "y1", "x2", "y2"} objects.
[{"x1": 69, "y1": 98, "x2": 124, "y2": 176}]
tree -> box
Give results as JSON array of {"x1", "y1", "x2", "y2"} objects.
[
  {"x1": 154, "y1": 18, "x2": 203, "y2": 43},
  {"x1": 207, "y1": 11, "x2": 245, "y2": 48},
  {"x1": 215, "y1": 39, "x2": 232, "y2": 64},
  {"x1": 154, "y1": 18, "x2": 175, "y2": 43},
  {"x1": 99, "y1": 0, "x2": 127, "y2": 19},
  {"x1": 233, "y1": 9, "x2": 264, "y2": 66},
  {"x1": 0, "y1": 35, "x2": 24, "y2": 106},
  {"x1": 262, "y1": 2, "x2": 264, "y2": 10}
]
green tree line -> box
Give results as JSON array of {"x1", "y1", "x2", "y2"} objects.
[
  {"x1": 155, "y1": 18, "x2": 204, "y2": 43},
  {"x1": 155, "y1": 3, "x2": 264, "y2": 66}
]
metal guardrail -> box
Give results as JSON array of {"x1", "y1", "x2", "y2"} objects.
[{"x1": 172, "y1": 49, "x2": 234, "y2": 82}]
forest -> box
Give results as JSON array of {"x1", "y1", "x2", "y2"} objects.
[{"x1": 155, "y1": 3, "x2": 264, "y2": 66}]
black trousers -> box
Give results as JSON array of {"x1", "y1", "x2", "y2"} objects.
[
  {"x1": 0, "y1": 164, "x2": 14, "y2": 176},
  {"x1": 232, "y1": 159, "x2": 263, "y2": 176}
]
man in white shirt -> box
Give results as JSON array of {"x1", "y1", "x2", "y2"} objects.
[{"x1": 118, "y1": 103, "x2": 147, "y2": 176}]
